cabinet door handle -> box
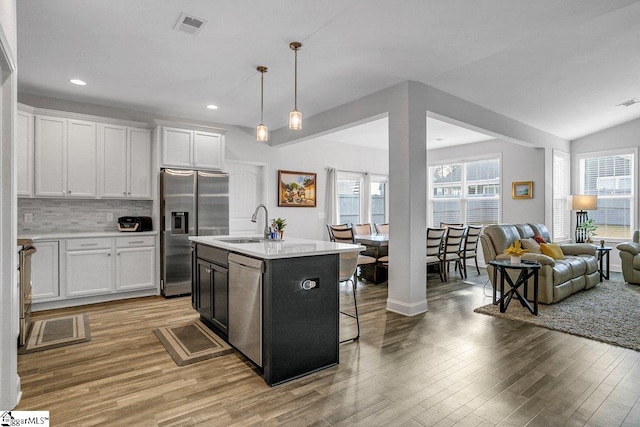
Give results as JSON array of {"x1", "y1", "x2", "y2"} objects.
[
  {"x1": 128, "y1": 241, "x2": 144, "y2": 244},
  {"x1": 123, "y1": 191, "x2": 126, "y2": 195},
  {"x1": 80, "y1": 243, "x2": 98, "y2": 247},
  {"x1": 205, "y1": 268, "x2": 212, "y2": 274},
  {"x1": 128, "y1": 192, "x2": 131, "y2": 195},
  {"x1": 108, "y1": 253, "x2": 111, "y2": 256}
]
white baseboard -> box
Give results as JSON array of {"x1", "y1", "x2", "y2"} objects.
[{"x1": 386, "y1": 298, "x2": 428, "y2": 316}]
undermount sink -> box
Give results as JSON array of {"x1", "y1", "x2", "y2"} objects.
[{"x1": 219, "y1": 237, "x2": 266, "y2": 244}]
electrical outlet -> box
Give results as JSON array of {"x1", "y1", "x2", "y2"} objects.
[
  {"x1": 107, "y1": 212, "x2": 114, "y2": 222},
  {"x1": 24, "y1": 213, "x2": 33, "y2": 223}
]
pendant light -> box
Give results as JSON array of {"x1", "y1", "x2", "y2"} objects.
[
  {"x1": 256, "y1": 66, "x2": 268, "y2": 142},
  {"x1": 289, "y1": 42, "x2": 302, "y2": 130}
]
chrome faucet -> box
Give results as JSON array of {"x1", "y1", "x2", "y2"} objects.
[{"x1": 251, "y1": 204, "x2": 270, "y2": 239}]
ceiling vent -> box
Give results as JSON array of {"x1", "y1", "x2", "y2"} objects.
[
  {"x1": 173, "y1": 13, "x2": 207, "y2": 36},
  {"x1": 616, "y1": 98, "x2": 639, "y2": 107}
]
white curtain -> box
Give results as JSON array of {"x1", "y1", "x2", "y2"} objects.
[
  {"x1": 362, "y1": 172, "x2": 372, "y2": 224},
  {"x1": 325, "y1": 168, "x2": 339, "y2": 228}
]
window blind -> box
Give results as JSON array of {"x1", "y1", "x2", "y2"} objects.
[
  {"x1": 428, "y1": 157, "x2": 500, "y2": 227},
  {"x1": 553, "y1": 150, "x2": 570, "y2": 241},
  {"x1": 579, "y1": 151, "x2": 634, "y2": 239}
]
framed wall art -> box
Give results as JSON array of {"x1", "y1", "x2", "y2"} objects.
[
  {"x1": 512, "y1": 181, "x2": 533, "y2": 199},
  {"x1": 278, "y1": 170, "x2": 317, "y2": 207}
]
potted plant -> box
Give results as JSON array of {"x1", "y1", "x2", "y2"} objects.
[
  {"x1": 274, "y1": 217, "x2": 287, "y2": 239},
  {"x1": 577, "y1": 219, "x2": 597, "y2": 243},
  {"x1": 504, "y1": 240, "x2": 527, "y2": 264}
]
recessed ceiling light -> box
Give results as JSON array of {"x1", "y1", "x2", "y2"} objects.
[
  {"x1": 206, "y1": 104, "x2": 218, "y2": 110},
  {"x1": 616, "y1": 98, "x2": 639, "y2": 107},
  {"x1": 69, "y1": 79, "x2": 87, "y2": 86}
]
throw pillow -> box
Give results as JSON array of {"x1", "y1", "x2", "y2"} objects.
[
  {"x1": 540, "y1": 243, "x2": 565, "y2": 260},
  {"x1": 533, "y1": 234, "x2": 547, "y2": 244},
  {"x1": 519, "y1": 238, "x2": 542, "y2": 254}
]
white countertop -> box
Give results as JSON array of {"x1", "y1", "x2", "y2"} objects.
[
  {"x1": 189, "y1": 235, "x2": 364, "y2": 260},
  {"x1": 19, "y1": 231, "x2": 158, "y2": 241}
]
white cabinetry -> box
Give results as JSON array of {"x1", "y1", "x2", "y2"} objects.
[
  {"x1": 30, "y1": 233, "x2": 157, "y2": 309},
  {"x1": 65, "y1": 238, "x2": 113, "y2": 297},
  {"x1": 100, "y1": 124, "x2": 151, "y2": 198},
  {"x1": 34, "y1": 116, "x2": 97, "y2": 197},
  {"x1": 115, "y1": 236, "x2": 155, "y2": 291},
  {"x1": 162, "y1": 126, "x2": 225, "y2": 170},
  {"x1": 31, "y1": 241, "x2": 60, "y2": 300},
  {"x1": 17, "y1": 109, "x2": 34, "y2": 197}
]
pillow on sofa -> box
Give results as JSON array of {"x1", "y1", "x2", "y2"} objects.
[
  {"x1": 540, "y1": 243, "x2": 565, "y2": 260},
  {"x1": 533, "y1": 234, "x2": 547, "y2": 244},
  {"x1": 520, "y1": 238, "x2": 542, "y2": 253}
]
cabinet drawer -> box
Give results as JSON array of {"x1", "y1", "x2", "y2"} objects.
[
  {"x1": 66, "y1": 238, "x2": 112, "y2": 250},
  {"x1": 116, "y1": 235, "x2": 155, "y2": 248}
]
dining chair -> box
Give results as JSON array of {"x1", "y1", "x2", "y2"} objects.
[
  {"x1": 460, "y1": 225, "x2": 483, "y2": 278},
  {"x1": 438, "y1": 226, "x2": 466, "y2": 281},
  {"x1": 326, "y1": 223, "x2": 349, "y2": 241},
  {"x1": 426, "y1": 227, "x2": 446, "y2": 282},
  {"x1": 329, "y1": 225, "x2": 378, "y2": 281},
  {"x1": 352, "y1": 223, "x2": 372, "y2": 235},
  {"x1": 352, "y1": 223, "x2": 378, "y2": 258},
  {"x1": 338, "y1": 250, "x2": 360, "y2": 343},
  {"x1": 374, "y1": 223, "x2": 390, "y2": 234},
  {"x1": 440, "y1": 222, "x2": 463, "y2": 228}
]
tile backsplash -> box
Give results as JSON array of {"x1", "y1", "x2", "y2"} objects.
[{"x1": 18, "y1": 199, "x2": 153, "y2": 234}]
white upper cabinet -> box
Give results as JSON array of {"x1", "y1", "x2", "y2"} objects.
[
  {"x1": 17, "y1": 109, "x2": 34, "y2": 197},
  {"x1": 162, "y1": 126, "x2": 224, "y2": 170},
  {"x1": 34, "y1": 115, "x2": 67, "y2": 196},
  {"x1": 35, "y1": 116, "x2": 97, "y2": 198},
  {"x1": 194, "y1": 131, "x2": 224, "y2": 170},
  {"x1": 100, "y1": 124, "x2": 151, "y2": 199},
  {"x1": 66, "y1": 119, "x2": 98, "y2": 197}
]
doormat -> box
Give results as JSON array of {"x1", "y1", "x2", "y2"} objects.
[
  {"x1": 153, "y1": 321, "x2": 233, "y2": 366},
  {"x1": 19, "y1": 313, "x2": 91, "y2": 354}
]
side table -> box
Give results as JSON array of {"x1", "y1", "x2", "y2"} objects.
[
  {"x1": 595, "y1": 246, "x2": 611, "y2": 282},
  {"x1": 489, "y1": 259, "x2": 541, "y2": 315}
]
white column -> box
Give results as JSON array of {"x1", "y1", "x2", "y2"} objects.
[{"x1": 386, "y1": 82, "x2": 428, "y2": 315}]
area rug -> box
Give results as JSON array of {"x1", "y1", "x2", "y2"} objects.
[
  {"x1": 19, "y1": 313, "x2": 91, "y2": 354},
  {"x1": 154, "y1": 321, "x2": 233, "y2": 366},
  {"x1": 474, "y1": 280, "x2": 640, "y2": 352}
]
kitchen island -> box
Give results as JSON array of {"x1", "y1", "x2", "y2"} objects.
[{"x1": 189, "y1": 235, "x2": 363, "y2": 386}]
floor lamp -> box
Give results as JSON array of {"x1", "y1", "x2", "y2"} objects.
[{"x1": 571, "y1": 195, "x2": 597, "y2": 243}]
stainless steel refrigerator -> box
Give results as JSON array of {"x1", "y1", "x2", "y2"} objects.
[{"x1": 160, "y1": 169, "x2": 229, "y2": 297}]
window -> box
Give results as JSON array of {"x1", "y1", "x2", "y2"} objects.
[
  {"x1": 336, "y1": 172, "x2": 388, "y2": 225},
  {"x1": 578, "y1": 150, "x2": 635, "y2": 239},
  {"x1": 370, "y1": 176, "x2": 388, "y2": 225},
  {"x1": 428, "y1": 156, "x2": 500, "y2": 226},
  {"x1": 553, "y1": 150, "x2": 570, "y2": 241}
]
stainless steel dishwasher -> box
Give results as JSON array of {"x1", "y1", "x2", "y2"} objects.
[{"x1": 228, "y1": 253, "x2": 264, "y2": 367}]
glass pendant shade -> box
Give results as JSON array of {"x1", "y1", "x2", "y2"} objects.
[
  {"x1": 289, "y1": 109, "x2": 302, "y2": 130},
  {"x1": 256, "y1": 65, "x2": 268, "y2": 142},
  {"x1": 256, "y1": 124, "x2": 268, "y2": 142},
  {"x1": 289, "y1": 42, "x2": 302, "y2": 131}
]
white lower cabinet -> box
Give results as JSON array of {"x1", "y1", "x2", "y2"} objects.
[
  {"x1": 31, "y1": 241, "x2": 60, "y2": 300},
  {"x1": 66, "y1": 249, "x2": 113, "y2": 297},
  {"x1": 115, "y1": 236, "x2": 155, "y2": 291},
  {"x1": 31, "y1": 234, "x2": 156, "y2": 306}
]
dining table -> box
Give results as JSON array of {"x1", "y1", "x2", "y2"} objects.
[{"x1": 354, "y1": 234, "x2": 389, "y2": 283}]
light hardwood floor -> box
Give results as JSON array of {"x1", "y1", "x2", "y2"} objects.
[{"x1": 17, "y1": 271, "x2": 640, "y2": 426}]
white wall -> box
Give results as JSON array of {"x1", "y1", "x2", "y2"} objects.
[
  {"x1": 267, "y1": 140, "x2": 389, "y2": 241},
  {"x1": 571, "y1": 116, "x2": 640, "y2": 272},
  {"x1": 427, "y1": 139, "x2": 546, "y2": 224},
  {"x1": 0, "y1": 0, "x2": 18, "y2": 410}
]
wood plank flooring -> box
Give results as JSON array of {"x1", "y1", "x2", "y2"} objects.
[{"x1": 16, "y1": 271, "x2": 640, "y2": 426}]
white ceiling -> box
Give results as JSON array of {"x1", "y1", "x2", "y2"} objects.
[{"x1": 16, "y1": 0, "x2": 640, "y2": 146}]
